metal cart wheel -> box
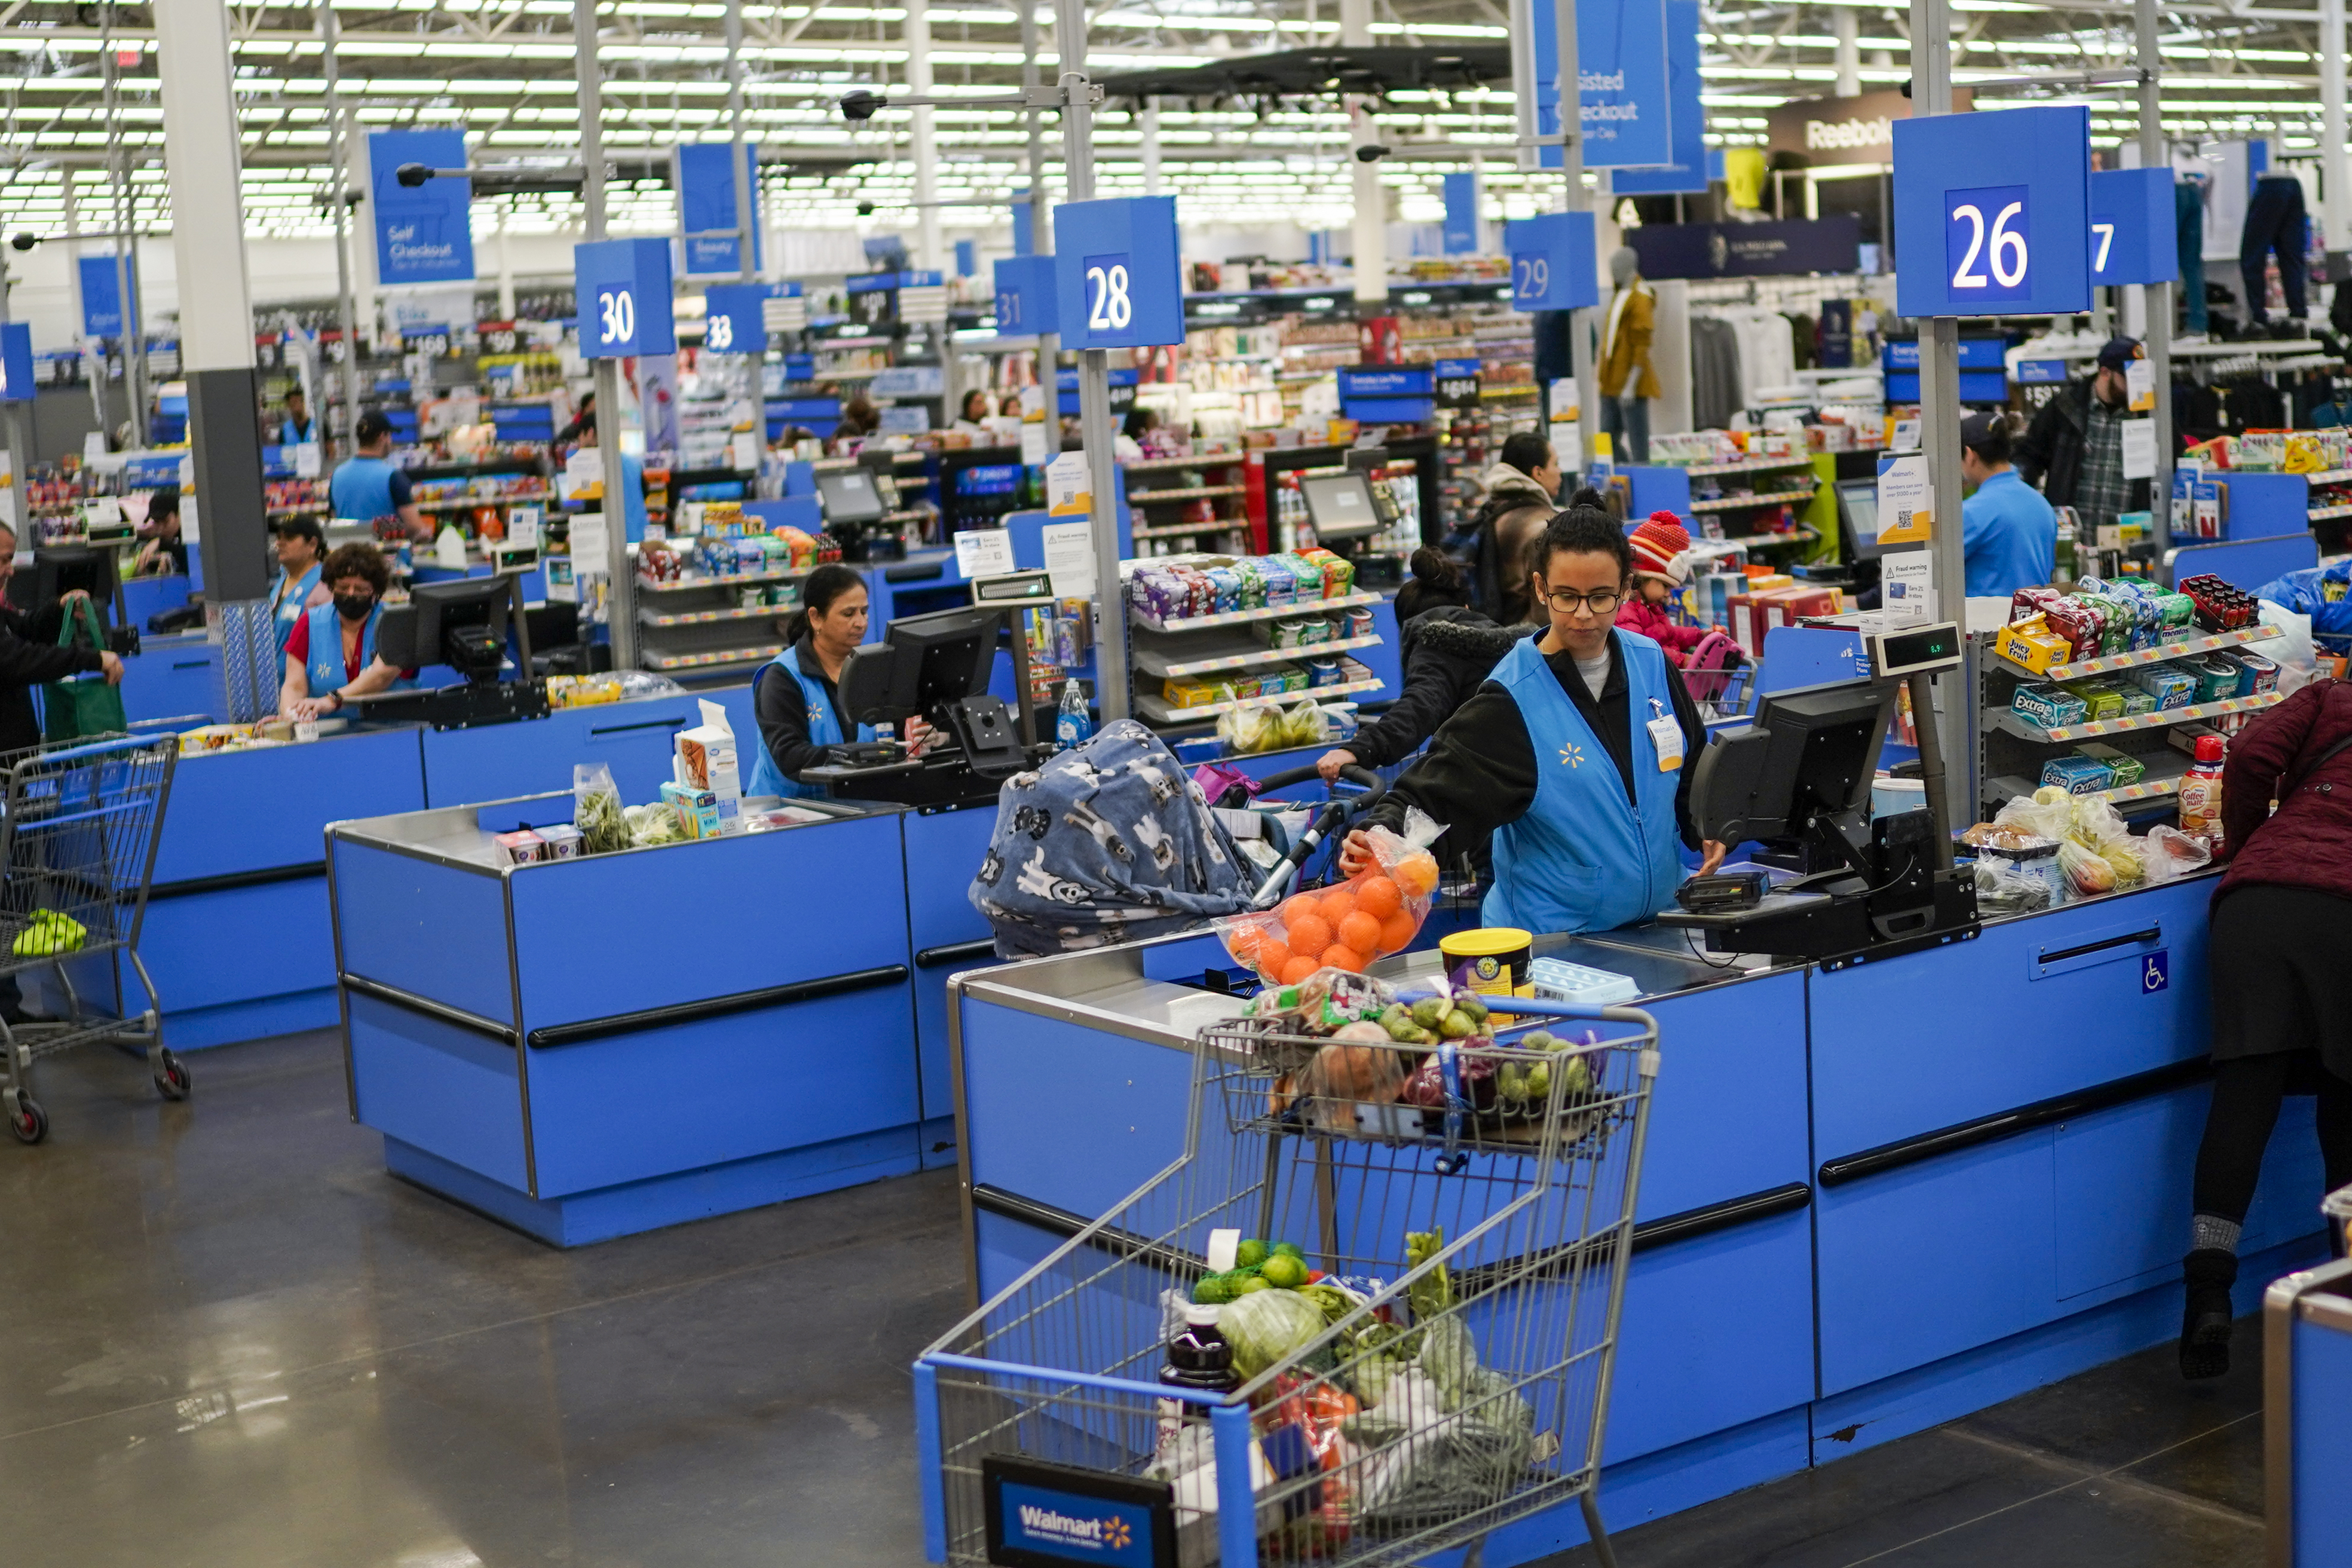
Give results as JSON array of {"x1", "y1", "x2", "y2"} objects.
[
  {"x1": 10, "y1": 1093, "x2": 45, "y2": 1144},
  {"x1": 152, "y1": 1050, "x2": 189, "y2": 1102}
]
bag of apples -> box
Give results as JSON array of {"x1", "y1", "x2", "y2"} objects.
[{"x1": 1215, "y1": 808, "x2": 1446, "y2": 986}]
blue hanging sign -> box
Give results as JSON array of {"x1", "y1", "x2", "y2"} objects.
[
  {"x1": 1530, "y1": 0, "x2": 1675, "y2": 171},
  {"x1": 1504, "y1": 211, "x2": 1600, "y2": 311},
  {"x1": 674, "y1": 142, "x2": 764, "y2": 277},
  {"x1": 0, "y1": 323, "x2": 31, "y2": 404},
  {"x1": 1053, "y1": 195, "x2": 1185, "y2": 349},
  {"x1": 367, "y1": 128, "x2": 476, "y2": 286},
  {"x1": 2088, "y1": 167, "x2": 2179, "y2": 287},
  {"x1": 992, "y1": 255, "x2": 1058, "y2": 336},
  {"x1": 1442, "y1": 173, "x2": 1480, "y2": 255},
  {"x1": 78, "y1": 253, "x2": 136, "y2": 339},
  {"x1": 1608, "y1": 0, "x2": 1707, "y2": 195},
  {"x1": 1892, "y1": 106, "x2": 2091, "y2": 317},
  {"x1": 1012, "y1": 189, "x2": 1036, "y2": 257},
  {"x1": 955, "y1": 238, "x2": 976, "y2": 278},
  {"x1": 703, "y1": 281, "x2": 770, "y2": 356},
  {"x1": 575, "y1": 238, "x2": 676, "y2": 359}
]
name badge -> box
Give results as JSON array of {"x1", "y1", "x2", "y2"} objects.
[{"x1": 1646, "y1": 702, "x2": 1683, "y2": 772}]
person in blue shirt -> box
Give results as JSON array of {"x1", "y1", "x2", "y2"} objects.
[
  {"x1": 267, "y1": 514, "x2": 331, "y2": 653},
  {"x1": 1959, "y1": 409, "x2": 2056, "y2": 598},
  {"x1": 276, "y1": 543, "x2": 416, "y2": 720},
  {"x1": 328, "y1": 411, "x2": 426, "y2": 540},
  {"x1": 278, "y1": 387, "x2": 320, "y2": 446}
]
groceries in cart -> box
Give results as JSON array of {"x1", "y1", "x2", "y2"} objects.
[{"x1": 1214, "y1": 808, "x2": 1446, "y2": 984}]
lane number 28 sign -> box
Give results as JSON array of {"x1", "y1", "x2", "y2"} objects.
[
  {"x1": 1082, "y1": 256, "x2": 1134, "y2": 332},
  {"x1": 1946, "y1": 185, "x2": 2030, "y2": 301}
]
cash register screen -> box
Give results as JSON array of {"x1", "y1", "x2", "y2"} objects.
[
  {"x1": 816, "y1": 468, "x2": 886, "y2": 525},
  {"x1": 1838, "y1": 479, "x2": 1887, "y2": 560},
  {"x1": 1300, "y1": 471, "x2": 1381, "y2": 538}
]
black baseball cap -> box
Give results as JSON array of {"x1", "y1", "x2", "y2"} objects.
[
  {"x1": 1959, "y1": 411, "x2": 2006, "y2": 449},
  {"x1": 2096, "y1": 336, "x2": 2141, "y2": 371}
]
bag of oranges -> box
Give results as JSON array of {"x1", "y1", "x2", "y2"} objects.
[{"x1": 1215, "y1": 808, "x2": 1447, "y2": 985}]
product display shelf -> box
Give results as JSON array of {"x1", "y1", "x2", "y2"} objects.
[
  {"x1": 2301, "y1": 468, "x2": 2352, "y2": 485},
  {"x1": 1129, "y1": 590, "x2": 1383, "y2": 635},
  {"x1": 1124, "y1": 449, "x2": 1244, "y2": 474},
  {"x1": 1134, "y1": 522, "x2": 1257, "y2": 542},
  {"x1": 644, "y1": 642, "x2": 786, "y2": 672},
  {"x1": 416, "y1": 492, "x2": 547, "y2": 513},
  {"x1": 1131, "y1": 630, "x2": 1383, "y2": 679},
  {"x1": 1133, "y1": 672, "x2": 1383, "y2": 724},
  {"x1": 1677, "y1": 454, "x2": 1818, "y2": 479},
  {"x1": 1124, "y1": 451, "x2": 1254, "y2": 552},
  {"x1": 637, "y1": 566, "x2": 811, "y2": 594},
  {"x1": 1707, "y1": 527, "x2": 1820, "y2": 550},
  {"x1": 1127, "y1": 484, "x2": 1245, "y2": 504},
  {"x1": 1689, "y1": 485, "x2": 1818, "y2": 514},
  {"x1": 1986, "y1": 689, "x2": 2284, "y2": 744},
  {"x1": 1986, "y1": 749, "x2": 2192, "y2": 810},
  {"x1": 1993, "y1": 623, "x2": 2283, "y2": 684},
  {"x1": 637, "y1": 602, "x2": 794, "y2": 629},
  {"x1": 2308, "y1": 501, "x2": 2352, "y2": 522}
]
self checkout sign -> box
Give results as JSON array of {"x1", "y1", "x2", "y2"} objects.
[
  {"x1": 993, "y1": 254, "x2": 1058, "y2": 336},
  {"x1": 2088, "y1": 167, "x2": 2179, "y2": 286},
  {"x1": 574, "y1": 237, "x2": 676, "y2": 359},
  {"x1": 1503, "y1": 211, "x2": 1600, "y2": 313},
  {"x1": 1892, "y1": 106, "x2": 2091, "y2": 318},
  {"x1": 1054, "y1": 195, "x2": 1184, "y2": 350}
]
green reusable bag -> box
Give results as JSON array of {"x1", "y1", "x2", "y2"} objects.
[{"x1": 41, "y1": 598, "x2": 124, "y2": 743}]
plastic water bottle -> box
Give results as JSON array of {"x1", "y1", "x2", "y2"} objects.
[{"x1": 1055, "y1": 678, "x2": 1093, "y2": 752}]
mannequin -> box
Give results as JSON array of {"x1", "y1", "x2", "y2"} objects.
[{"x1": 1598, "y1": 247, "x2": 1659, "y2": 464}]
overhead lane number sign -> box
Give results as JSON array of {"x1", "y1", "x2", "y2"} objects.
[
  {"x1": 1891, "y1": 105, "x2": 2091, "y2": 318},
  {"x1": 2088, "y1": 167, "x2": 2179, "y2": 287},
  {"x1": 992, "y1": 255, "x2": 1058, "y2": 336},
  {"x1": 1053, "y1": 196, "x2": 1184, "y2": 350},
  {"x1": 1504, "y1": 212, "x2": 1600, "y2": 313},
  {"x1": 575, "y1": 238, "x2": 676, "y2": 359}
]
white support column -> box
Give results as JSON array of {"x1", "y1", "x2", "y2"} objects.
[
  {"x1": 2324, "y1": 0, "x2": 2350, "y2": 272},
  {"x1": 1343, "y1": 0, "x2": 1385, "y2": 305},
  {"x1": 1021, "y1": 0, "x2": 1059, "y2": 457},
  {"x1": 157, "y1": 0, "x2": 277, "y2": 720},
  {"x1": 1141, "y1": 99, "x2": 1163, "y2": 195},
  {"x1": 1835, "y1": 8, "x2": 1861, "y2": 97},
  {"x1": 908, "y1": 0, "x2": 944, "y2": 272},
  {"x1": 320, "y1": 0, "x2": 362, "y2": 458},
  {"x1": 1554, "y1": 0, "x2": 1595, "y2": 458},
  {"x1": 497, "y1": 210, "x2": 517, "y2": 321},
  {"x1": 2137, "y1": 0, "x2": 2173, "y2": 543},
  {"x1": 1912, "y1": 0, "x2": 1970, "y2": 841},
  {"x1": 60, "y1": 172, "x2": 108, "y2": 436},
  {"x1": 727, "y1": 0, "x2": 757, "y2": 285},
  {"x1": 577, "y1": 0, "x2": 633, "y2": 671}
]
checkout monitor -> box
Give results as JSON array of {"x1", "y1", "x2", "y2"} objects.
[
  {"x1": 838, "y1": 605, "x2": 1000, "y2": 724},
  {"x1": 1836, "y1": 478, "x2": 1890, "y2": 561},
  {"x1": 376, "y1": 575, "x2": 523, "y2": 682},
  {"x1": 1298, "y1": 471, "x2": 1383, "y2": 538},
  {"x1": 1690, "y1": 677, "x2": 1900, "y2": 845},
  {"x1": 816, "y1": 467, "x2": 887, "y2": 526}
]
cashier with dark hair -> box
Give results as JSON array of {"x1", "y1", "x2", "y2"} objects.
[
  {"x1": 1959, "y1": 409, "x2": 2057, "y2": 597},
  {"x1": 269, "y1": 514, "x2": 332, "y2": 652},
  {"x1": 750, "y1": 565, "x2": 875, "y2": 800},
  {"x1": 277, "y1": 543, "x2": 416, "y2": 720},
  {"x1": 1340, "y1": 503, "x2": 1723, "y2": 934}
]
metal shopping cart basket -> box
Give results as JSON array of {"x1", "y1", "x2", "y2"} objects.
[
  {"x1": 915, "y1": 994, "x2": 1659, "y2": 1568},
  {"x1": 0, "y1": 733, "x2": 182, "y2": 1144}
]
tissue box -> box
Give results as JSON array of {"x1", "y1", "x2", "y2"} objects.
[
  {"x1": 660, "y1": 782, "x2": 721, "y2": 840},
  {"x1": 676, "y1": 698, "x2": 744, "y2": 831}
]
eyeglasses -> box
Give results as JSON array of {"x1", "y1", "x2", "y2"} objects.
[{"x1": 1541, "y1": 586, "x2": 1624, "y2": 616}]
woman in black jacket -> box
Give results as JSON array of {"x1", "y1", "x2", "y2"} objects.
[{"x1": 1315, "y1": 547, "x2": 1535, "y2": 784}]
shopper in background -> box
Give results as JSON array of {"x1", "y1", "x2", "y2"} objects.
[
  {"x1": 268, "y1": 515, "x2": 332, "y2": 653},
  {"x1": 751, "y1": 565, "x2": 886, "y2": 799},
  {"x1": 277, "y1": 543, "x2": 415, "y2": 721},
  {"x1": 0, "y1": 522, "x2": 121, "y2": 753},
  {"x1": 1116, "y1": 407, "x2": 1160, "y2": 463},
  {"x1": 131, "y1": 487, "x2": 185, "y2": 577},
  {"x1": 1316, "y1": 547, "x2": 1536, "y2": 785},
  {"x1": 1614, "y1": 512, "x2": 1720, "y2": 667},
  {"x1": 553, "y1": 390, "x2": 597, "y2": 451},
  {"x1": 952, "y1": 389, "x2": 995, "y2": 436},
  {"x1": 277, "y1": 387, "x2": 319, "y2": 446},
  {"x1": 2015, "y1": 335, "x2": 2145, "y2": 539},
  {"x1": 329, "y1": 412, "x2": 427, "y2": 540},
  {"x1": 2179, "y1": 676, "x2": 2352, "y2": 1379},
  {"x1": 1338, "y1": 503, "x2": 1725, "y2": 935},
  {"x1": 832, "y1": 395, "x2": 881, "y2": 451},
  {"x1": 1958, "y1": 411, "x2": 2057, "y2": 597},
  {"x1": 1465, "y1": 431, "x2": 1563, "y2": 625}
]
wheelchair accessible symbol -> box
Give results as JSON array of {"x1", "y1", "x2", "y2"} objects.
[{"x1": 2142, "y1": 950, "x2": 2170, "y2": 994}]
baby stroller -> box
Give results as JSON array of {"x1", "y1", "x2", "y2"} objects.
[{"x1": 968, "y1": 718, "x2": 1388, "y2": 958}]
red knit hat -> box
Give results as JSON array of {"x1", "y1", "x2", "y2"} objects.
[{"x1": 1629, "y1": 512, "x2": 1692, "y2": 586}]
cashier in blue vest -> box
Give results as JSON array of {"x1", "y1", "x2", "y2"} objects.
[
  {"x1": 275, "y1": 542, "x2": 418, "y2": 721},
  {"x1": 267, "y1": 514, "x2": 332, "y2": 653},
  {"x1": 1340, "y1": 501, "x2": 1725, "y2": 934},
  {"x1": 1959, "y1": 409, "x2": 2057, "y2": 598},
  {"x1": 329, "y1": 411, "x2": 427, "y2": 541},
  {"x1": 751, "y1": 564, "x2": 942, "y2": 798},
  {"x1": 277, "y1": 387, "x2": 320, "y2": 446}
]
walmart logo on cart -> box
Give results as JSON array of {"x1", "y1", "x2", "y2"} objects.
[{"x1": 1016, "y1": 1504, "x2": 1131, "y2": 1551}]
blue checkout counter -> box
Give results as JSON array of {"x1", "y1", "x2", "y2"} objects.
[
  {"x1": 945, "y1": 871, "x2": 2331, "y2": 1558},
  {"x1": 329, "y1": 792, "x2": 927, "y2": 1246},
  {"x1": 2267, "y1": 1250, "x2": 2352, "y2": 1562}
]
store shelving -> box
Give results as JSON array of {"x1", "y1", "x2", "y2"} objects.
[
  {"x1": 642, "y1": 642, "x2": 787, "y2": 673},
  {"x1": 1131, "y1": 631, "x2": 1384, "y2": 680},
  {"x1": 1986, "y1": 690, "x2": 2283, "y2": 745},
  {"x1": 637, "y1": 565, "x2": 810, "y2": 594},
  {"x1": 1129, "y1": 590, "x2": 1384, "y2": 636},
  {"x1": 1679, "y1": 454, "x2": 1818, "y2": 479},
  {"x1": 1992, "y1": 623, "x2": 2282, "y2": 684},
  {"x1": 1134, "y1": 672, "x2": 1384, "y2": 725},
  {"x1": 1689, "y1": 486, "x2": 1818, "y2": 514},
  {"x1": 637, "y1": 601, "x2": 801, "y2": 628},
  {"x1": 1986, "y1": 751, "x2": 2192, "y2": 810}
]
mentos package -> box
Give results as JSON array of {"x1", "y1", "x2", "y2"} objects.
[
  {"x1": 2013, "y1": 684, "x2": 2090, "y2": 730},
  {"x1": 1232, "y1": 559, "x2": 1266, "y2": 608},
  {"x1": 2045, "y1": 596, "x2": 2105, "y2": 662},
  {"x1": 1204, "y1": 566, "x2": 1245, "y2": 614},
  {"x1": 2074, "y1": 742, "x2": 2144, "y2": 787},
  {"x1": 1258, "y1": 557, "x2": 1298, "y2": 608}
]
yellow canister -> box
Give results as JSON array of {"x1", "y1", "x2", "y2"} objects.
[{"x1": 1440, "y1": 927, "x2": 1533, "y2": 997}]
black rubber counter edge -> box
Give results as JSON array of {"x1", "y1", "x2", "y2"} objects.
[
  {"x1": 341, "y1": 973, "x2": 518, "y2": 1044},
  {"x1": 1818, "y1": 1057, "x2": 2212, "y2": 1188},
  {"x1": 149, "y1": 861, "x2": 326, "y2": 901},
  {"x1": 1449, "y1": 1181, "x2": 1815, "y2": 1295},
  {"x1": 971, "y1": 1184, "x2": 1205, "y2": 1278},
  {"x1": 525, "y1": 964, "x2": 909, "y2": 1049},
  {"x1": 917, "y1": 938, "x2": 1000, "y2": 969}
]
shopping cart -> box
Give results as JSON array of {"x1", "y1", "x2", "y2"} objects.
[
  {"x1": 0, "y1": 733, "x2": 183, "y2": 1145},
  {"x1": 916, "y1": 994, "x2": 1659, "y2": 1568}
]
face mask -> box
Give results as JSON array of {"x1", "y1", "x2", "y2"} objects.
[{"x1": 334, "y1": 594, "x2": 374, "y2": 621}]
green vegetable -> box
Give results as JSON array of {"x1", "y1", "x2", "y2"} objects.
[
  {"x1": 1270, "y1": 1241, "x2": 1306, "y2": 1261},
  {"x1": 1523, "y1": 1030, "x2": 1555, "y2": 1051},
  {"x1": 1219, "y1": 1286, "x2": 1329, "y2": 1380},
  {"x1": 1234, "y1": 1274, "x2": 1271, "y2": 1294},
  {"x1": 1438, "y1": 1009, "x2": 1474, "y2": 1040},
  {"x1": 1410, "y1": 997, "x2": 1447, "y2": 1029},
  {"x1": 1497, "y1": 1062, "x2": 1529, "y2": 1104},
  {"x1": 1298, "y1": 1283, "x2": 1356, "y2": 1324},
  {"x1": 1451, "y1": 990, "x2": 1489, "y2": 1023},
  {"x1": 1405, "y1": 1226, "x2": 1455, "y2": 1325},
  {"x1": 1260, "y1": 1253, "x2": 1308, "y2": 1289},
  {"x1": 1192, "y1": 1272, "x2": 1241, "y2": 1305},
  {"x1": 1235, "y1": 1238, "x2": 1269, "y2": 1270},
  {"x1": 1525, "y1": 1062, "x2": 1551, "y2": 1102},
  {"x1": 1560, "y1": 1055, "x2": 1592, "y2": 1096}
]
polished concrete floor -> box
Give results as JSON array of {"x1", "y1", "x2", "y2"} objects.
[{"x1": 2, "y1": 1028, "x2": 2271, "y2": 1567}]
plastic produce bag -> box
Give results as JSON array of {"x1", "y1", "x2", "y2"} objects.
[
  {"x1": 574, "y1": 763, "x2": 629, "y2": 855},
  {"x1": 2141, "y1": 824, "x2": 2214, "y2": 884},
  {"x1": 1218, "y1": 703, "x2": 1287, "y2": 755},
  {"x1": 1993, "y1": 785, "x2": 2075, "y2": 843},
  {"x1": 1278, "y1": 698, "x2": 1331, "y2": 750},
  {"x1": 2259, "y1": 601, "x2": 2318, "y2": 694},
  {"x1": 1214, "y1": 808, "x2": 1449, "y2": 985},
  {"x1": 2057, "y1": 838, "x2": 2118, "y2": 896}
]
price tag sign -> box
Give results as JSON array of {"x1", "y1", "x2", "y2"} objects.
[
  {"x1": 1892, "y1": 106, "x2": 2090, "y2": 318},
  {"x1": 2125, "y1": 356, "x2": 2156, "y2": 413},
  {"x1": 574, "y1": 237, "x2": 676, "y2": 359},
  {"x1": 2121, "y1": 418, "x2": 2158, "y2": 480},
  {"x1": 293, "y1": 442, "x2": 322, "y2": 479},
  {"x1": 953, "y1": 527, "x2": 1016, "y2": 580},
  {"x1": 1876, "y1": 454, "x2": 1934, "y2": 545},
  {"x1": 992, "y1": 255, "x2": 1058, "y2": 337},
  {"x1": 702, "y1": 282, "x2": 769, "y2": 356},
  {"x1": 1053, "y1": 197, "x2": 1184, "y2": 350},
  {"x1": 2088, "y1": 167, "x2": 2179, "y2": 287},
  {"x1": 1503, "y1": 212, "x2": 1599, "y2": 313},
  {"x1": 1434, "y1": 357, "x2": 1481, "y2": 409}
]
